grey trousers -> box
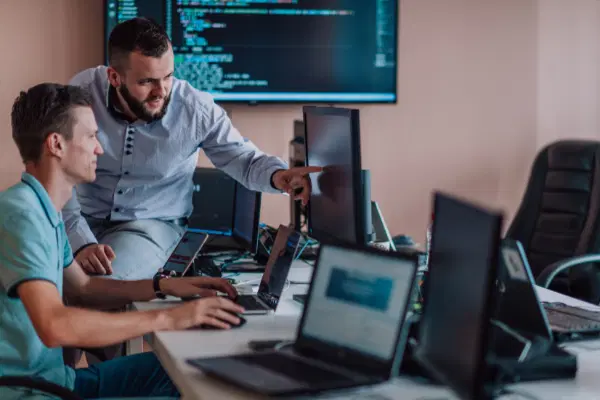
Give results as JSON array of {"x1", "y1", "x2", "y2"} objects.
[
  {"x1": 85, "y1": 217, "x2": 186, "y2": 281},
  {"x1": 75, "y1": 217, "x2": 185, "y2": 363}
]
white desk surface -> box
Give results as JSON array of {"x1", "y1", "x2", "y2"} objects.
[{"x1": 133, "y1": 262, "x2": 600, "y2": 400}]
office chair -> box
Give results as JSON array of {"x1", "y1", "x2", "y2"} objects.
[
  {"x1": 506, "y1": 139, "x2": 600, "y2": 304},
  {"x1": 0, "y1": 376, "x2": 82, "y2": 400}
]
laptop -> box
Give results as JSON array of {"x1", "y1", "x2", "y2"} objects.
[
  {"x1": 187, "y1": 243, "x2": 419, "y2": 397},
  {"x1": 498, "y1": 239, "x2": 600, "y2": 342},
  {"x1": 414, "y1": 193, "x2": 577, "y2": 400},
  {"x1": 161, "y1": 231, "x2": 208, "y2": 277},
  {"x1": 234, "y1": 225, "x2": 301, "y2": 315}
]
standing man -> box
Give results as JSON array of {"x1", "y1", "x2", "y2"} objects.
[
  {"x1": 1, "y1": 82, "x2": 245, "y2": 399},
  {"x1": 64, "y1": 17, "x2": 320, "y2": 280}
]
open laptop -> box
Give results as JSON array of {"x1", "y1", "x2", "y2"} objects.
[
  {"x1": 160, "y1": 231, "x2": 208, "y2": 277},
  {"x1": 414, "y1": 193, "x2": 577, "y2": 400},
  {"x1": 187, "y1": 243, "x2": 419, "y2": 397},
  {"x1": 498, "y1": 239, "x2": 600, "y2": 342},
  {"x1": 234, "y1": 225, "x2": 301, "y2": 315}
]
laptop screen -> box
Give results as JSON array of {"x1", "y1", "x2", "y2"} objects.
[
  {"x1": 300, "y1": 245, "x2": 416, "y2": 362},
  {"x1": 257, "y1": 226, "x2": 301, "y2": 307},
  {"x1": 414, "y1": 192, "x2": 502, "y2": 400},
  {"x1": 162, "y1": 231, "x2": 207, "y2": 275}
]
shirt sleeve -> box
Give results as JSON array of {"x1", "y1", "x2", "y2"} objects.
[
  {"x1": 0, "y1": 211, "x2": 58, "y2": 298},
  {"x1": 62, "y1": 187, "x2": 98, "y2": 253},
  {"x1": 198, "y1": 98, "x2": 289, "y2": 193}
]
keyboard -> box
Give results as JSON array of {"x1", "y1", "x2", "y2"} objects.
[
  {"x1": 544, "y1": 302, "x2": 600, "y2": 322},
  {"x1": 235, "y1": 353, "x2": 350, "y2": 385},
  {"x1": 236, "y1": 295, "x2": 269, "y2": 311},
  {"x1": 545, "y1": 307, "x2": 600, "y2": 332}
]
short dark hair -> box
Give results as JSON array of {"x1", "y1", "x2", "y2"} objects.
[
  {"x1": 108, "y1": 17, "x2": 171, "y2": 71},
  {"x1": 11, "y1": 83, "x2": 93, "y2": 163}
]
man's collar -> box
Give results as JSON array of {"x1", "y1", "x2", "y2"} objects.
[
  {"x1": 20, "y1": 172, "x2": 60, "y2": 227},
  {"x1": 106, "y1": 85, "x2": 132, "y2": 121}
]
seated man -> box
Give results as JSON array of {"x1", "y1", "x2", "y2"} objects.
[
  {"x1": 0, "y1": 83, "x2": 245, "y2": 399},
  {"x1": 64, "y1": 17, "x2": 320, "y2": 281}
]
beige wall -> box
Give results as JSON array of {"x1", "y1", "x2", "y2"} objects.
[{"x1": 0, "y1": 0, "x2": 598, "y2": 245}]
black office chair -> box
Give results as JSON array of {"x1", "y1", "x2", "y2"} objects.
[
  {"x1": 0, "y1": 376, "x2": 82, "y2": 400},
  {"x1": 506, "y1": 139, "x2": 600, "y2": 304}
]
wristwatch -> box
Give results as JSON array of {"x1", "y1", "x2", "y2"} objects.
[{"x1": 153, "y1": 269, "x2": 173, "y2": 299}]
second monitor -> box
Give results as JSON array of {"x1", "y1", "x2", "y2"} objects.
[
  {"x1": 188, "y1": 167, "x2": 261, "y2": 255},
  {"x1": 303, "y1": 105, "x2": 372, "y2": 246}
]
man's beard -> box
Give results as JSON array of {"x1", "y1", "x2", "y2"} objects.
[{"x1": 119, "y1": 84, "x2": 171, "y2": 122}]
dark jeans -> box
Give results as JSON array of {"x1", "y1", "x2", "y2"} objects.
[{"x1": 74, "y1": 352, "x2": 180, "y2": 399}]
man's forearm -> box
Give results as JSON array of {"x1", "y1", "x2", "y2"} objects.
[
  {"x1": 74, "y1": 278, "x2": 156, "y2": 309},
  {"x1": 49, "y1": 306, "x2": 169, "y2": 348}
]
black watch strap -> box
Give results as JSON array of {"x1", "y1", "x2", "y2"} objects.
[{"x1": 153, "y1": 270, "x2": 171, "y2": 299}]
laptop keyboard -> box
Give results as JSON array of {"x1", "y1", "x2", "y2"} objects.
[
  {"x1": 236, "y1": 353, "x2": 351, "y2": 385},
  {"x1": 236, "y1": 295, "x2": 269, "y2": 311},
  {"x1": 544, "y1": 302, "x2": 600, "y2": 322},
  {"x1": 545, "y1": 307, "x2": 600, "y2": 332}
]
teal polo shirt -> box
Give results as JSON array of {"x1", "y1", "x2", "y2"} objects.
[{"x1": 0, "y1": 173, "x2": 75, "y2": 399}]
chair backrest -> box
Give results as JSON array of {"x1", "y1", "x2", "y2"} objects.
[{"x1": 506, "y1": 140, "x2": 600, "y2": 298}]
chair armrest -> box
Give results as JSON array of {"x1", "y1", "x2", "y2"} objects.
[
  {"x1": 0, "y1": 376, "x2": 82, "y2": 400},
  {"x1": 535, "y1": 254, "x2": 600, "y2": 288}
]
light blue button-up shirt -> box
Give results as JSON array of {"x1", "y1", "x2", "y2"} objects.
[{"x1": 63, "y1": 66, "x2": 287, "y2": 252}]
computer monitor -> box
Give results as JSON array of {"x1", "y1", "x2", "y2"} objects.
[
  {"x1": 303, "y1": 106, "x2": 370, "y2": 246},
  {"x1": 414, "y1": 192, "x2": 503, "y2": 400},
  {"x1": 188, "y1": 168, "x2": 261, "y2": 255},
  {"x1": 189, "y1": 168, "x2": 236, "y2": 235},
  {"x1": 231, "y1": 182, "x2": 261, "y2": 254},
  {"x1": 104, "y1": 0, "x2": 398, "y2": 104}
]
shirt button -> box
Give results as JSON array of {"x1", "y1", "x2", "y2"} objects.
[
  {"x1": 114, "y1": 207, "x2": 120, "y2": 212},
  {"x1": 124, "y1": 171, "x2": 130, "y2": 175},
  {"x1": 126, "y1": 144, "x2": 133, "y2": 149},
  {"x1": 118, "y1": 190, "x2": 124, "y2": 194},
  {"x1": 127, "y1": 137, "x2": 133, "y2": 142},
  {"x1": 125, "y1": 151, "x2": 132, "y2": 155}
]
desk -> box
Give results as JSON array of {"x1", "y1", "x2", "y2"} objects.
[{"x1": 133, "y1": 262, "x2": 600, "y2": 399}]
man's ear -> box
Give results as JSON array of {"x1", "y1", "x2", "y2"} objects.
[
  {"x1": 46, "y1": 132, "x2": 66, "y2": 159},
  {"x1": 106, "y1": 66, "x2": 122, "y2": 88}
]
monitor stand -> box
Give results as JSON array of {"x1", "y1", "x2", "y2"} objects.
[{"x1": 370, "y1": 201, "x2": 397, "y2": 251}]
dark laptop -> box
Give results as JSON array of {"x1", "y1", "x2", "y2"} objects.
[
  {"x1": 187, "y1": 243, "x2": 419, "y2": 397},
  {"x1": 235, "y1": 225, "x2": 301, "y2": 315},
  {"x1": 414, "y1": 193, "x2": 577, "y2": 400},
  {"x1": 160, "y1": 231, "x2": 208, "y2": 277},
  {"x1": 498, "y1": 239, "x2": 600, "y2": 342}
]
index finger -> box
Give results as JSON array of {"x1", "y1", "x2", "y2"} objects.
[
  {"x1": 210, "y1": 278, "x2": 238, "y2": 298},
  {"x1": 102, "y1": 245, "x2": 116, "y2": 260},
  {"x1": 292, "y1": 166, "x2": 323, "y2": 175}
]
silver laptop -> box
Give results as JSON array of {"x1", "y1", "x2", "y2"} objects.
[{"x1": 187, "y1": 243, "x2": 419, "y2": 397}]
